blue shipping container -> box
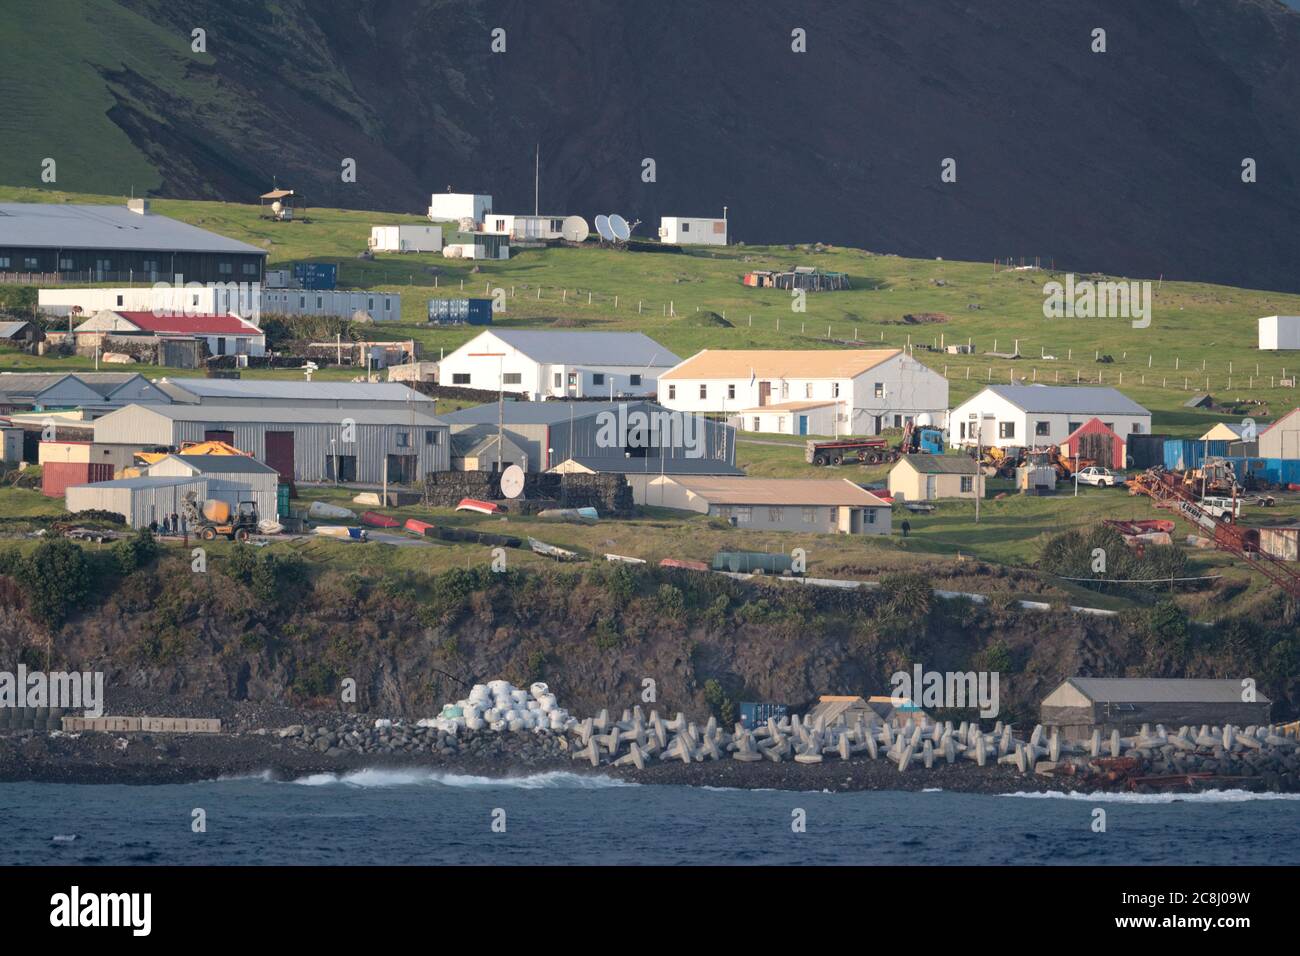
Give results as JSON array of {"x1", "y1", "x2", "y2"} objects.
[
  {"x1": 427, "y1": 298, "x2": 493, "y2": 325},
  {"x1": 739, "y1": 702, "x2": 788, "y2": 730},
  {"x1": 1163, "y1": 438, "x2": 1229, "y2": 471},
  {"x1": 293, "y1": 263, "x2": 338, "y2": 290}
]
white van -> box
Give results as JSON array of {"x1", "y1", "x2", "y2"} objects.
[{"x1": 1200, "y1": 496, "x2": 1243, "y2": 521}]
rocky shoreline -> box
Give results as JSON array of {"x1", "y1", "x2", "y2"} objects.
[{"x1": 2, "y1": 712, "x2": 1295, "y2": 794}]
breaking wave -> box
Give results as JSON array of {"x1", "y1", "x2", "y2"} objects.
[
  {"x1": 288, "y1": 768, "x2": 637, "y2": 789},
  {"x1": 1002, "y1": 789, "x2": 1300, "y2": 804}
]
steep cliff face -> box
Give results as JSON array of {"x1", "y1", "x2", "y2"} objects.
[
  {"x1": 3, "y1": 0, "x2": 1300, "y2": 290},
  {"x1": 2, "y1": 555, "x2": 1295, "y2": 725}
]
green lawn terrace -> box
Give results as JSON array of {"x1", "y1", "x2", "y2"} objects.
[{"x1": 4, "y1": 184, "x2": 1300, "y2": 439}]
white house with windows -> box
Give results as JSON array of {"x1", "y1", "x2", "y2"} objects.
[
  {"x1": 948, "y1": 385, "x2": 1151, "y2": 450},
  {"x1": 658, "y1": 349, "x2": 949, "y2": 436},
  {"x1": 658, "y1": 216, "x2": 727, "y2": 246},
  {"x1": 435, "y1": 329, "x2": 679, "y2": 400}
]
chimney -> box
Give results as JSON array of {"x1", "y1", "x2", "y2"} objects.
[{"x1": 127, "y1": 198, "x2": 150, "y2": 215}]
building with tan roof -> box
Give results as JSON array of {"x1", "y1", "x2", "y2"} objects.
[
  {"x1": 658, "y1": 348, "x2": 948, "y2": 436},
  {"x1": 641, "y1": 475, "x2": 892, "y2": 534}
]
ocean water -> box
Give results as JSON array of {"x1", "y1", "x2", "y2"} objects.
[{"x1": 1, "y1": 771, "x2": 1297, "y2": 865}]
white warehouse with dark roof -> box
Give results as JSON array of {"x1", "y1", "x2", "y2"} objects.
[
  {"x1": 435, "y1": 330, "x2": 680, "y2": 400},
  {"x1": 949, "y1": 385, "x2": 1151, "y2": 450}
]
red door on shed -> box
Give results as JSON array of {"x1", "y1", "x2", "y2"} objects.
[{"x1": 264, "y1": 431, "x2": 295, "y2": 484}]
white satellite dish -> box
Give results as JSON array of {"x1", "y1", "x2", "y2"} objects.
[
  {"x1": 561, "y1": 215, "x2": 589, "y2": 243},
  {"x1": 594, "y1": 215, "x2": 613, "y2": 242},
  {"x1": 500, "y1": 464, "x2": 526, "y2": 499},
  {"x1": 609, "y1": 214, "x2": 631, "y2": 242}
]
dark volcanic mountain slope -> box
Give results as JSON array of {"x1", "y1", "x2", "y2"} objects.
[{"x1": 3, "y1": 0, "x2": 1299, "y2": 290}]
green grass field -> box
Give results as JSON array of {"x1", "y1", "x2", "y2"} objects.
[{"x1": 4, "y1": 183, "x2": 1300, "y2": 439}]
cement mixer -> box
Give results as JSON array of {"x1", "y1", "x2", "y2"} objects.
[{"x1": 181, "y1": 491, "x2": 259, "y2": 542}]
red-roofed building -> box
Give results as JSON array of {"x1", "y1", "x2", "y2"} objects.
[
  {"x1": 74, "y1": 309, "x2": 266, "y2": 358},
  {"x1": 1063, "y1": 417, "x2": 1125, "y2": 470}
]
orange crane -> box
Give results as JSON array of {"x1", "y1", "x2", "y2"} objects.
[{"x1": 1127, "y1": 469, "x2": 1300, "y2": 598}]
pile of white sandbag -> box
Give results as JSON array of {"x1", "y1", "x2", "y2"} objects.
[{"x1": 432, "y1": 680, "x2": 576, "y2": 734}]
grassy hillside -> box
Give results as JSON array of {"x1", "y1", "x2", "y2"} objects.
[{"x1": 6, "y1": 185, "x2": 1300, "y2": 437}]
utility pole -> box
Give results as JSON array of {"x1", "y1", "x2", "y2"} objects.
[{"x1": 534, "y1": 143, "x2": 540, "y2": 217}]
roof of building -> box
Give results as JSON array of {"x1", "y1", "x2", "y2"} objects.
[
  {"x1": 896, "y1": 453, "x2": 979, "y2": 475},
  {"x1": 978, "y1": 385, "x2": 1150, "y2": 416},
  {"x1": 443, "y1": 399, "x2": 654, "y2": 426},
  {"x1": 103, "y1": 403, "x2": 446, "y2": 426},
  {"x1": 72, "y1": 372, "x2": 154, "y2": 399},
  {"x1": 662, "y1": 349, "x2": 902, "y2": 381},
  {"x1": 556, "y1": 456, "x2": 744, "y2": 476},
  {"x1": 0, "y1": 203, "x2": 266, "y2": 255},
  {"x1": 0, "y1": 320, "x2": 35, "y2": 338},
  {"x1": 664, "y1": 476, "x2": 889, "y2": 507},
  {"x1": 481, "y1": 330, "x2": 679, "y2": 367},
  {"x1": 1057, "y1": 677, "x2": 1270, "y2": 704},
  {"x1": 68, "y1": 475, "x2": 204, "y2": 491},
  {"x1": 159, "y1": 454, "x2": 279, "y2": 475},
  {"x1": 806, "y1": 696, "x2": 882, "y2": 727},
  {"x1": 1199, "y1": 422, "x2": 1248, "y2": 441},
  {"x1": 157, "y1": 378, "x2": 431, "y2": 403},
  {"x1": 83, "y1": 311, "x2": 263, "y2": 336},
  {"x1": 1064, "y1": 417, "x2": 1122, "y2": 442},
  {"x1": 736, "y1": 400, "x2": 837, "y2": 413}
]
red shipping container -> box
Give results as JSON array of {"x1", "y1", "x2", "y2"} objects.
[{"x1": 42, "y1": 462, "x2": 113, "y2": 497}]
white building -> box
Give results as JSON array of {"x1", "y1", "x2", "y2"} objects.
[
  {"x1": 482, "y1": 215, "x2": 567, "y2": 242},
  {"x1": 659, "y1": 216, "x2": 727, "y2": 246},
  {"x1": 428, "y1": 192, "x2": 492, "y2": 224},
  {"x1": 259, "y1": 288, "x2": 401, "y2": 321},
  {"x1": 1259, "y1": 316, "x2": 1300, "y2": 351},
  {"x1": 949, "y1": 385, "x2": 1151, "y2": 450},
  {"x1": 369, "y1": 225, "x2": 442, "y2": 253},
  {"x1": 73, "y1": 310, "x2": 266, "y2": 357},
  {"x1": 658, "y1": 349, "x2": 949, "y2": 436},
  {"x1": 436, "y1": 330, "x2": 680, "y2": 400},
  {"x1": 39, "y1": 284, "x2": 259, "y2": 319}
]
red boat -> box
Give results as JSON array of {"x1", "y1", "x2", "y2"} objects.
[
  {"x1": 659, "y1": 558, "x2": 710, "y2": 572},
  {"x1": 404, "y1": 518, "x2": 436, "y2": 537},
  {"x1": 456, "y1": 498, "x2": 502, "y2": 515},
  {"x1": 361, "y1": 511, "x2": 401, "y2": 528}
]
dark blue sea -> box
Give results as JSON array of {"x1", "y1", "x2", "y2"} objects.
[{"x1": 1, "y1": 770, "x2": 1296, "y2": 865}]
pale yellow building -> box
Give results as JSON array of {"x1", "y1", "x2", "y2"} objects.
[{"x1": 887, "y1": 453, "x2": 983, "y2": 502}]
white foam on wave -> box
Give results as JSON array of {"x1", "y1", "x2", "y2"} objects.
[
  {"x1": 289, "y1": 768, "x2": 637, "y2": 790},
  {"x1": 1002, "y1": 789, "x2": 1300, "y2": 804}
]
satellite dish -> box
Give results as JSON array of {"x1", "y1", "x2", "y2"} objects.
[
  {"x1": 271, "y1": 200, "x2": 283, "y2": 214},
  {"x1": 594, "y1": 215, "x2": 613, "y2": 242},
  {"x1": 500, "y1": 464, "x2": 526, "y2": 500},
  {"x1": 609, "y1": 214, "x2": 631, "y2": 242},
  {"x1": 561, "y1": 215, "x2": 589, "y2": 243}
]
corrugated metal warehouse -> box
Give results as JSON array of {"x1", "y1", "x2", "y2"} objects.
[
  {"x1": 1041, "y1": 677, "x2": 1271, "y2": 741},
  {"x1": 91, "y1": 403, "x2": 449, "y2": 484},
  {"x1": 147, "y1": 454, "x2": 281, "y2": 520},
  {"x1": 442, "y1": 400, "x2": 734, "y2": 472},
  {"x1": 66, "y1": 476, "x2": 209, "y2": 528}
]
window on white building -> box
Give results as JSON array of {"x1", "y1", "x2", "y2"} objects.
[
  {"x1": 999, "y1": 422, "x2": 1015, "y2": 439},
  {"x1": 503, "y1": 373, "x2": 522, "y2": 385},
  {"x1": 453, "y1": 373, "x2": 470, "y2": 385},
  {"x1": 699, "y1": 384, "x2": 707, "y2": 400},
  {"x1": 668, "y1": 384, "x2": 676, "y2": 400}
]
